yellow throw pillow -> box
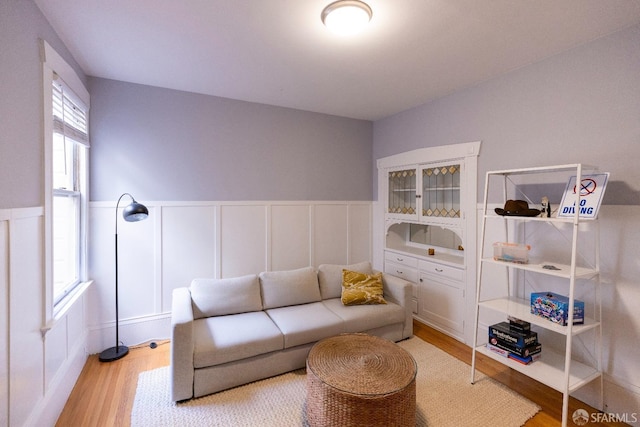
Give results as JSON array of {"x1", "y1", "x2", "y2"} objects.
[{"x1": 341, "y1": 269, "x2": 387, "y2": 306}]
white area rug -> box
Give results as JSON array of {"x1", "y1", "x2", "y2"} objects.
[{"x1": 131, "y1": 337, "x2": 540, "y2": 426}]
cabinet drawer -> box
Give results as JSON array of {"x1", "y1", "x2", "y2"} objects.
[
  {"x1": 384, "y1": 252, "x2": 418, "y2": 268},
  {"x1": 384, "y1": 261, "x2": 418, "y2": 283},
  {"x1": 418, "y1": 260, "x2": 464, "y2": 282}
]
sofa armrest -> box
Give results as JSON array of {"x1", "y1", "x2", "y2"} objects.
[
  {"x1": 381, "y1": 273, "x2": 414, "y2": 339},
  {"x1": 170, "y1": 287, "x2": 195, "y2": 401}
]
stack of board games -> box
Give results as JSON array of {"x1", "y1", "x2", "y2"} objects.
[{"x1": 487, "y1": 317, "x2": 541, "y2": 364}]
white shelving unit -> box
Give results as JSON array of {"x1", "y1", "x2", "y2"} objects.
[{"x1": 470, "y1": 164, "x2": 603, "y2": 427}]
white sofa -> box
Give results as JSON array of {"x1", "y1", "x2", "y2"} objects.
[{"x1": 170, "y1": 262, "x2": 413, "y2": 401}]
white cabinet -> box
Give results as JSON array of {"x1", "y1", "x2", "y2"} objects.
[
  {"x1": 378, "y1": 141, "x2": 481, "y2": 342},
  {"x1": 470, "y1": 164, "x2": 603, "y2": 427},
  {"x1": 384, "y1": 249, "x2": 465, "y2": 338},
  {"x1": 418, "y1": 259, "x2": 465, "y2": 337}
]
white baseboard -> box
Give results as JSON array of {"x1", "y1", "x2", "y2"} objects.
[{"x1": 87, "y1": 313, "x2": 172, "y2": 355}]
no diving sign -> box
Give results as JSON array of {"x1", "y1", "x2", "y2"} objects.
[{"x1": 558, "y1": 173, "x2": 609, "y2": 219}]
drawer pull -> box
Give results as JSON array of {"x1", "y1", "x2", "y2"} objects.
[
  {"x1": 435, "y1": 268, "x2": 443, "y2": 273},
  {"x1": 396, "y1": 257, "x2": 403, "y2": 262},
  {"x1": 396, "y1": 270, "x2": 403, "y2": 275}
]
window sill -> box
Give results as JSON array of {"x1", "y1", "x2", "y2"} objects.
[{"x1": 41, "y1": 279, "x2": 93, "y2": 337}]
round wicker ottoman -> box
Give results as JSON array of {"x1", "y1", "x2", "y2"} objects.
[{"x1": 305, "y1": 333, "x2": 417, "y2": 427}]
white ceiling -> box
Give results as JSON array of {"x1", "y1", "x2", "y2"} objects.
[{"x1": 35, "y1": 0, "x2": 640, "y2": 121}]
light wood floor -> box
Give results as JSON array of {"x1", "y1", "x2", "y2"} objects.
[{"x1": 56, "y1": 320, "x2": 624, "y2": 426}]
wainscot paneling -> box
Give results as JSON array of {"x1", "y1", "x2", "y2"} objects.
[
  {"x1": 220, "y1": 204, "x2": 268, "y2": 278},
  {"x1": 0, "y1": 207, "x2": 89, "y2": 427},
  {"x1": 348, "y1": 203, "x2": 373, "y2": 265},
  {"x1": 270, "y1": 204, "x2": 311, "y2": 271},
  {"x1": 9, "y1": 212, "x2": 44, "y2": 426},
  {"x1": 314, "y1": 204, "x2": 349, "y2": 265},
  {"x1": 161, "y1": 205, "x2": 216, "y2": 312},
  {"x1": 87, "y1": 201, "x2": 372, "y2": 354},
  {"x1": 0, "y1": 216, "x2": 8, "y2": 427}
]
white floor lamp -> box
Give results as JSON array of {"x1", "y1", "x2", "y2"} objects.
[{"x1": 99, "y1": 193, "x2": 149, "y2": 362}]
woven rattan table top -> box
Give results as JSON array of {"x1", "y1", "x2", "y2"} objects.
[{"x1": 306, "y1": 333, "x2": 417, "y2": 396}]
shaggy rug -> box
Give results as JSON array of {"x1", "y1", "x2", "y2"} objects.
[{"x1": 131, "y1": 337, "x2": 540, "y2": 426}]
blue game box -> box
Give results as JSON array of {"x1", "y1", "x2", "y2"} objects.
[{"x1": 530, "y1": 292, "x2": 584, "y2": 326}]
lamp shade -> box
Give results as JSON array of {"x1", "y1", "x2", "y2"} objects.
[
  {"x1": 321, "y1": 0, "x2": 372, "y2": 35},
  {"x1": 123, "y1": 201, "x2": 149, "y2": 222}
]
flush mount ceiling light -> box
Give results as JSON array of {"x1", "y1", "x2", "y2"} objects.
[{"x1": 321, "y1": 0, "x2": 373, "y2": 35}]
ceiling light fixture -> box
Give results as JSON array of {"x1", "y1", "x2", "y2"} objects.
[{"x1": 321, "y1": 0, "x2": 373, "y2": 36}]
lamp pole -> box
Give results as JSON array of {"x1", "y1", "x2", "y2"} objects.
[{"x1": 99, "y1": 193, "x2": 148, "y2": 362}]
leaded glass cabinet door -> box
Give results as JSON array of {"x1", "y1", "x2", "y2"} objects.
[
  {"x1": 421, "y1": 163, "x2": 461, "y2": 220},
  {"x1": 388, "y1": 167, "x2": 418, "y2": 220}
]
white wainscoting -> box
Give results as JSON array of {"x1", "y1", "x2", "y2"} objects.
[
  {"x1": 0, "y1": 213, "x2": 8, "y2": 427},
  {"x1": 0, "y1": 207, "x2": 89, "y2": 427},
  {"x1": 87, "y1": 200, "x2": 372, "y2": 354}
]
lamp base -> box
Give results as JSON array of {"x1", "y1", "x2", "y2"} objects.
[{"x1": 99, "y1": 345, "x2": 129, "y2": 362}]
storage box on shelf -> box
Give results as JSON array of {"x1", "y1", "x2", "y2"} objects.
[
  {"x1": 470, "y1": 164, "x2": 603, "y2": 427},
  {"x1": 492, "y1": 242, "x2": 530, "y2": 264},
  {"x1": 530, "y1": 291, "x2": 584, "y2": 326}
]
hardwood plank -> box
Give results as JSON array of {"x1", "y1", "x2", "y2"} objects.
[
  {"x1": 56, "y1": 341, "x2": 170, "y2": 427},
  {"x1": 56, "y1": 324, "x2": 625, "y2": 426}
]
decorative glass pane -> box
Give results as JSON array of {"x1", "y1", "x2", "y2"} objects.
[
  {"x1": 422, "y1": 164, "x2": 460, "y2": 217},
  {"x1": 388, "y1": 169, "x2": 416, "y2": 215}
]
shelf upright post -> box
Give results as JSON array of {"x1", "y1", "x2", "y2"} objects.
[
  {"x1": 501, "y1": 173, "x2": 511, "y2": 298},
  {"x1": 560, "y1": 163, "x2": 581, "y2": 427},
  {"x1": 596, "y1": 218, "x2": 604, "y2": 411},
  {"x1": 470, "y1": 170, "x2": 492, "y2": 384}
]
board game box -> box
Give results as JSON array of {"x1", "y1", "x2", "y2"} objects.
[
  {"x1": 489, "y1": 322, "x2": 538, "y2": 347},
  {"x1": 530, "y1": 292, "x2": 584, "y2": 326}
]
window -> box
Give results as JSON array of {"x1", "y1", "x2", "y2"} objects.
[
  {"x1": 41, "y1": 39, "x2": 91, "y2": 320},
  {"x1": 51, "y1": 79, "x2": 89, "y2": 304}
]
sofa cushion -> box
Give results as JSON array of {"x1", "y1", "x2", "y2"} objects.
[
  {"x1": 193, "y1": 311, "x2": 283, "y2": 368},
  {"x1": 265, "y1": 302, "x2": 344, "y2": 348},
  {"x1": 341, "y1": 269, "x2": 387, "y2": 305},
  {"x1": 190, "y1": 274, "x2": 262, "y2": 319},
  {"x1": 317, "y1": 262, "x2": 372, "y2": 300},
  {"x1": 322, "y1": 298, "x2": 405, "y2": 333},
  {"x1": 259, "y1": 266, "x2": 321, "y2": 309}
]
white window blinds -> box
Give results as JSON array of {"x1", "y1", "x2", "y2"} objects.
[{"x1": 52, "y1": 76, "x2": 89, "y2": 147}]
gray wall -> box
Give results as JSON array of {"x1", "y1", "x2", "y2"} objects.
[
  {"x1": 0, "y1": 0, "x2": 87, "y2": 209},
  {"x1": 89, "y1": 78, "x2": 373, "y2": 202},
  {"x1": 373, "y1": 24, "x2": 640, "y2": 205}
]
